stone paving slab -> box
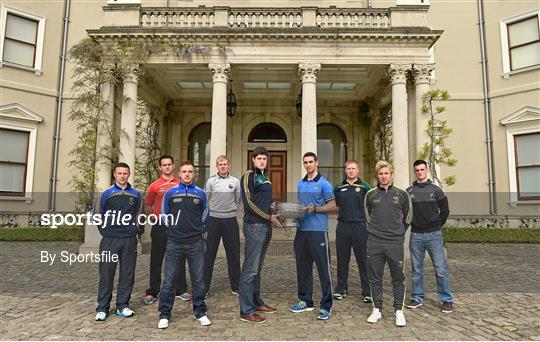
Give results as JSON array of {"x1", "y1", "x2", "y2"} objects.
[{"x1": 0, "y1": 241, "x2": 539, "y2": 340}]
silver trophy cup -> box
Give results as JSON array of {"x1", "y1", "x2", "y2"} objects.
[{"x1": 275, "y1": 202, "x2": 306, "y2": 228}]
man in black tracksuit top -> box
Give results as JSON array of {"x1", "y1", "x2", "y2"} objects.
[
  {"x1": 406, "y1": 160, "x2": 453, "y2": 314},
  {"x1": 364, "y1": 161, "x2": 412, "y2": 327},
  {"x1": 158, "y1": 161, "x2": 211, "y2": 328},
  {"x1": 333, "y1": 160, "x2": 372, "y2": 302},
  {"x1": 95, "y1": 162, "x2": 142, "y2": 321}
]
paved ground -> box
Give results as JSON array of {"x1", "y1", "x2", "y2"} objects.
[{"x1": 0, "y1": 241, "x2": 539, "y2": 340}]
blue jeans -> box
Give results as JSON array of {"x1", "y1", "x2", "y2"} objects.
[
  {"x1": 409, "y1": 230, "x2": 453, "y2": 303},
  {"x1": 239, "y1": 223, "x2": 272, "y2": 316},
  {"x1": 159, "y1": 239, "x2": 207, "y2": 319}
]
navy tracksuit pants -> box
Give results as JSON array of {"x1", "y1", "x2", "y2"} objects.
[
  {"x1": 335, "y1": 221, "x2": 370, "y2": 297},
  {"x1": 293, "y1": 230, "x2": 333, "y2": 311}
]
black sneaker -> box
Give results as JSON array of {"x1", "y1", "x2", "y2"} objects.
[
  {"x1": 363, "y1": 296, "x2": 373, "y2": 303},
  {"x1": 441, "y1": 302, "x2": 453, "y2": 313},
  {"x1": 406, "y1": 299, "x2": 423, "y2": 309}
]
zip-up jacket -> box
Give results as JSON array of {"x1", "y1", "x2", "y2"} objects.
[
  {"x1": 240, "y1": 168, "x2": 272, "y2": 224},
  {"x1": 364, "y1": 185, "x2": 413, "y2": 243},
  {"x1": 334, "y1": 178, "x2": 371, "y2": 223},
  {"x1": 95, "y1": 183, "x2": 142, "y2": 237},
  {"x1": 161, "y1": 182, "x2": 209, "y2": 244},
  {"x1": 205, "y1": 173, "x2": 241, "y2": 218},
  {"x1": 406, "y1": 179, "x2": 449, "y2": 233}
]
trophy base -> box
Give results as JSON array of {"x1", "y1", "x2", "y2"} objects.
[{"x1": 282, "y1": 219, "x2": 299, "y2": 228}]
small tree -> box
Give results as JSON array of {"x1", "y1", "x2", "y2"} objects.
[
  {"x1": 135, "y1": 99, "x2": 161, "y2": 190},
  {"x1": 418, "y1": 89, "x2": 457, "y2": 187}
]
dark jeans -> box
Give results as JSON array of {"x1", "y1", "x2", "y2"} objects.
[
  {"x1": 204, "y1": 216, "x2": 241, "y2": 293},
  {"x1": 146, "y1": 225, "x2": 188, "y2": 297},
  {"x1": 367, "y1": 239, "x2": 405, "y2": 311},
  {"x1": 335, "y1": 221, "x2": 370, "y2": 297},
  {"x1": 96, "y1": 236, "x2": 137, "y2": 313},
  {"x1": 158, "y1": 239, "x2": 207, "y2": 319},
  {"x1": 239, "y1": 222, "x2": 272, "y2": 316},
  {"x1": 409, "y1": 230, "x2": 453, "y2": 303},
  {"x1": 293, "y1": 230, "x2": 333, "y2": 311}
]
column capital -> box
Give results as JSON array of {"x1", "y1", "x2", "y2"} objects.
[
  {"x1": 412, "y1": 63, "x2": 435, "y2": 84},
  {"x1": 123, "y1": 63, "x2": 139, "y2": 84},
  {"x1": 388, "y1": 64, "x2": 412, "y2": 85},
  {"x1": 209, "y1": 62, "x2": 230, "y2": 83},
  {"x1": 298, "y1": 62, "x2": 321, "y2": 83}
]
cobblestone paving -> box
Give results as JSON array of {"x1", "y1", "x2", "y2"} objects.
[{"x1": 1, "y1": 241, "x2": 539, "y2": 340}]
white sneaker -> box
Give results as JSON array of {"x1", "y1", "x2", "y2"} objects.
[
  {"x1": 95, "y1": 312, "x2": 107, "y2": 321},
  {"x1": 197, "y1": 315, "x2": 212, "y2": 326},
  {"x1": 115, "y1": 307, "x2": 134, "y2": 318},
  {"x1": 366, "y1": 308, "x2": 382, "y2": 323},
  {"x1": 395, "y1": 309, "x2": 406, "y2": 327},
  {"x1": 158, "y1": 318, "x2": 169, "y2": 329}
]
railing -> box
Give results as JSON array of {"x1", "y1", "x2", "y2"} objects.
[
  {"x1": 139, "y1": 7, "x2": 390, "y2": 29},
  {"x1": 141, "y1": 8, "x2": 215, "y2": 28},
  {"x1": 228, "y1": 9, "x2": 302, "y2": 28},
  {"x1": 316, "y1": 9, "x2": 390, "y2": 28}
]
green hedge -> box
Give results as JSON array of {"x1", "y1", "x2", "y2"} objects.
[
  {"x1": 0, "y1": 227, "x2": 85, "y2": 242},
  {"x1": 442, "y1": 228, "x2": 540, "y2": 244}
]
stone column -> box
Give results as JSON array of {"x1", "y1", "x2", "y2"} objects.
[
  {"x1": 209, "y1": 62, "x2": 230, "y2": 165},
  {"x1": 96, "y1": 72, "x2": 115, "y2": 192},
  {"x1": 412, "y1": 64, "x2": 435, "y2": 156},
  {"x1": 119, "y1": 64, "x2": 138, "y2": 183},
  {"x1": 389, "y1": 64, "x2": 412, "y2": 189},
  {"x1": 298, "y1": 62, "x2": 321, "y2": 157}
]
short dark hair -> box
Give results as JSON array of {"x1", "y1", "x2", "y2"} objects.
[
  {"x1": 114, "y1": 162, "x2": 130, "y2": 172},
  {"x1": 413, "y1": 159, "x2": 428, "y2": 168},
  {"x1": 252, "y1": 146, "x2": 268, "y2": 159},
  {"x1": 303, "y1": 152, "x2": 318, "y2": 161},
  {"x1": 159, "y1": 155, "x2": 174, "y2": 165},
  {"x1": 179, "y1": 160, "x2": 194, "y2": 168}
]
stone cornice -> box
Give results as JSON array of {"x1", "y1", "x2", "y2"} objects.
[{"x1": 88, "y1": 27, "x2": 443, "y2": 47}]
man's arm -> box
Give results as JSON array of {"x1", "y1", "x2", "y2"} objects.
[
  {"x1": 402, "y1": 189, "x2": 413, "y2": 229},
  {"x1": 242, "y1": 171, "x2": 270, "y2": 221},
  {"x1": 364, "y1": 189, "x2": 374, "y2": 222},
  {"x1": 144, "y1": 182, "x2": 156, "y2": 215},
  {"x1": 438, "y1": 196, "x2": 450, "y2": 226}
]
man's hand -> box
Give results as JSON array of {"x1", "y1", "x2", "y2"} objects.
[
  {"x1": 270, "y1": 214, "x2": 283, "y2": 228},
  {"x1": 305, "y1": 204, "x2": 316, "y2": 213}
]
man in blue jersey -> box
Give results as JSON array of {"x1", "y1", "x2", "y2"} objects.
[
  {"x1": 94, "y1": 162, "x2": 142, "y2": 321},
  {"x1": 290, "y1": 152, "x2": 336, "y2": 320},
  {"x1": 157, "y1": 161, "x2": 211, "y2": 328}
]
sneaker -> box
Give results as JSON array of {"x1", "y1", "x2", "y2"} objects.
[
  {"x1": 333, "y1": 291, "x2": 347, "y2": 300},
  {"x1": 205, "y1": 292, "x2": 209, "y2": 299},
  {"x1": 407, "y1": 299, "x2": 423, "y2": 309},
  {"x1": 290, "y1": 301, "x2": 314, "y2": 313},
  {"x1": 316, "y1": 308, "x2": 332, "y2": 320},
  {"x1": 197, "y1": 315, "x2": 212, "y2": 326},
  {"x1": 395, "y1": 309, "x2": 406, "y2": 326},
  {"x1": 240, "y1": 313, "x2": 266, "y2": 323},
  {"x1": 143, "y1": 295, "x2": 157, "y2": 305},
  {"x1": 95, "y1": 312, "x2": 107, "y2": 321},
  {"x1": 177, "y1": 292, "x2": 192, "y2": 302},
  {"x1": 231, "y1": 290, "x2": 239, "y2": 296},
  {"x1": 158, "y1": 318, "x2": 169, "y2": 329},
  {"x1": 115, "y1": 307, "x2": 134, "y2": 318},
  {"x1": 363, "y1": 296, "x2": 373, "y2": 304},
  {"x1": 441, "y1": 302, "x2": 453, "y2": 313},
  {"x1": 366, "y1": 308, "x2": 382, "y2": 323}
]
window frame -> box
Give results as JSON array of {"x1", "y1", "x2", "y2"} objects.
[
  {"x1": 0, "y1": 128, "x2": 30, "y2": 196},
  {"x1": 317, "y1": 123, "x2": 348, "y2": 184},
  {"x1": 500, "y1": 106, "x2": 540, "y2": 205},
  {"x1": 0, "y1": 5, "x2": 46, "y2": 75},
  {"x1": 500, "y1": 9, "x2": 540, "y2": 78},
  {"x1": 513, "y1": 132, "x2": 540, "y2": 201}
]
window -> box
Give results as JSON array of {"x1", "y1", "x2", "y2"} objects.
[
  {"x1": 317, "y1": 124, "x2": 346, "y2": 185},
  {"x1": 500, "y1": 106, "x2": 540, "y2": 204},
  {"x1": 188, "y1": 123, "x2": 211, "y2": 187},
  {"x1": 248, "y1": 123, "x2": 287, "y2": 143},
  {"x1": 0, "y1": 6, "x2": 45, "y2": 73},
  {"x1": 514, "y1": 133, "x2": 540, "y2": 200},
  {"x1": 500, "y1": 10, "x2": 540, "y2": 77},
  {"x1": 0, "y1": 128, "x2": 30, "y2": 196}
]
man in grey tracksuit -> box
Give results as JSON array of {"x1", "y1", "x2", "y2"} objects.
[
  {"x1": 204, "y1": 155, "x2": 242, "y2": 296},
  {"x1": 364, "y1": 161, "x2": 412, "y2": 327}
]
